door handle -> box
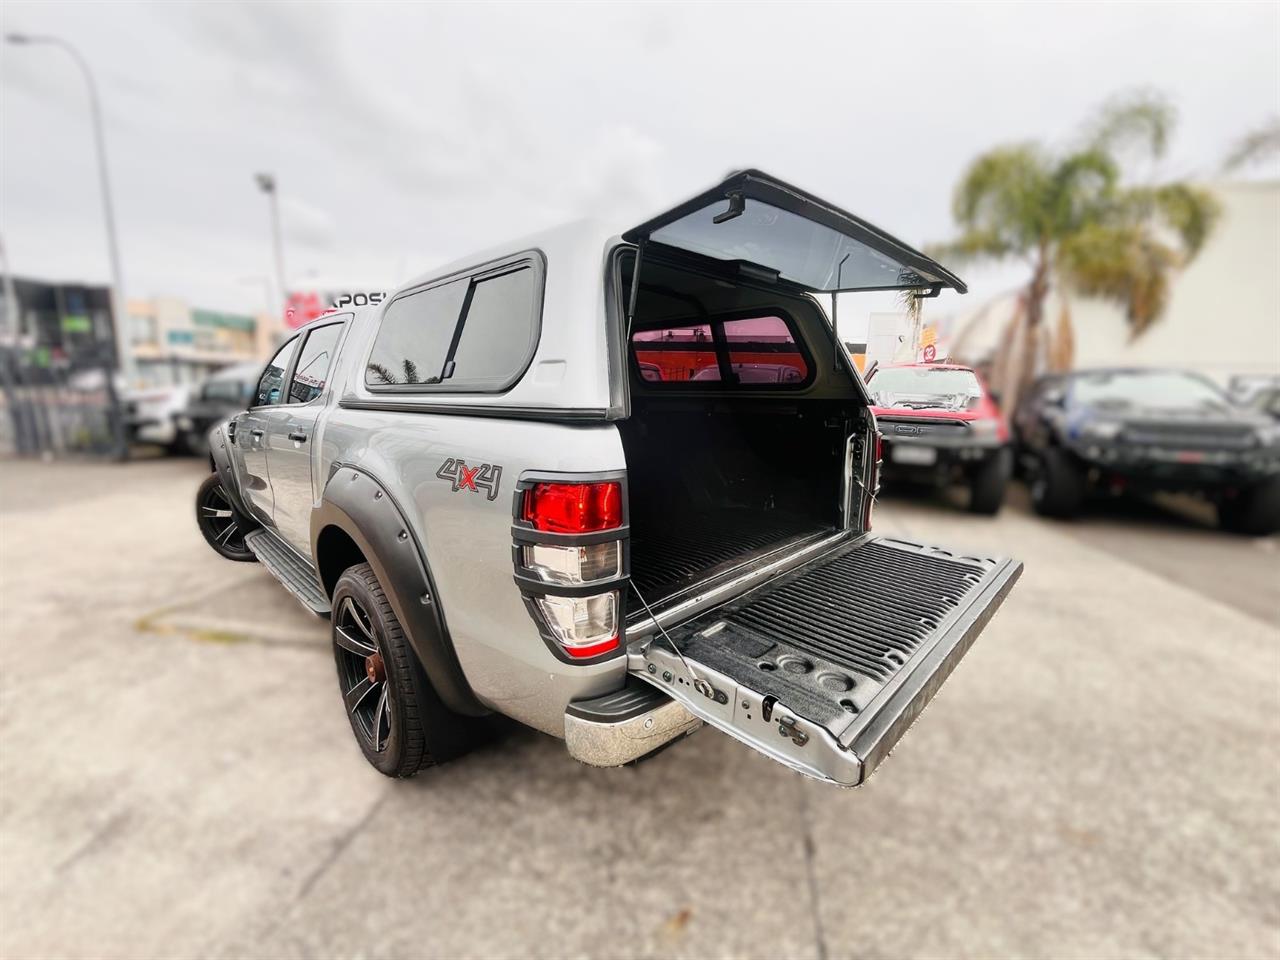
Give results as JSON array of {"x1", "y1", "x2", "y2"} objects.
[
  {"x1": 250, "y1": 429, "x2": 264, "y2": 438},
  {"x1": 288, "y1": 431, "x2": 308, "y2": 443}
]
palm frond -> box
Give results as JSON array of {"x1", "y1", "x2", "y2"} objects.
[
  {"x1": 950, "y1": 145, "x2": 1053, "y2": 253},
  {"x1": 1046, "y1": 148, "x2": 1119, "y2": 233},
  {"x1": 1222, "y1": 117, "x2": 1280, "y2": 172},
  {"x1": 1056, "y1": 223, "x2": 1177, "y2": 336},
  {"x1": 1085, "y1": 89, "x2": 1176, "y2": 161},
  {"x1": 402, "y1": 358, "x2": 420, "y2": 384}
]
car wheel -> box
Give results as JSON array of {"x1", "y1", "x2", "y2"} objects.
[
  {"x1": 968, "y1": 448, "x2": 1012, "y2": 515},
  {"x1": 331, "y1": 563, "x2": 477, "y2": 778},
  {"x1": 1219, "y1": 478, "x2": 1280, "y2": 536},
  {"x1": 1029, "y1": 448, "x2": 1085, "y2": 518},
  {"x1": 195, "y1": 473, "x2": 257, "y2": 561}
]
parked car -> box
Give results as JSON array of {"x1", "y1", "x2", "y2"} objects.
[
  {"x1": 865, "y1": 362, "x2": 1012, "y2": 514},
  {"x1": 195, "y1": 169, "x2": 1022, "y2": 786},
  {"x1": 1229, "y1": 374, "x2": 1280, "y2": 422},
  {"x1": 175, "y1": 362, "x2": 261, "y2": 455},
  {"x1": 123, "y1": 383, "x2": 190, "y2": 453},
  {"x1": 1013, "y1": 367, "x2": 1280, "y2": 533}
]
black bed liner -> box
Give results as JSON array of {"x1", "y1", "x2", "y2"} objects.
[{"x1": 626, "y1": 507, "x2": 833, "y2": 611}]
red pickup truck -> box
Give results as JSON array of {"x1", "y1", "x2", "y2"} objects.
[{"x1": 866, "y1": 362, "x2": 1012, "y2": 514}]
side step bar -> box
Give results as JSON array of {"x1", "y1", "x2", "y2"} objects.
[{"x1": 244, "y1": 528, "x2": 331, "y2": 617}]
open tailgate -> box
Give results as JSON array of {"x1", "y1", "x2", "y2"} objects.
[{"x1": 627, "y1": 535, "x2": 1021, "y2": 785}]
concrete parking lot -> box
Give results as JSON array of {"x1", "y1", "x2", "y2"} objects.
[{"x1": 1, "y1": 456, "x2": 1277, "y2": 960}]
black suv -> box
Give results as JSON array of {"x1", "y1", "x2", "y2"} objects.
[{"x1": 1013, "y1": 368, "x2": 1280, "y2": 534}]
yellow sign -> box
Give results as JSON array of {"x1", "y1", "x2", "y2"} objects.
[{"x1": 920, "y1": 325, "x2": 937, "y2": 348}]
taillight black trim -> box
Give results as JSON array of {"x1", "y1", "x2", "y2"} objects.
[{"x1": 511, "y1": 469, "x2": 631, "y2": 665}]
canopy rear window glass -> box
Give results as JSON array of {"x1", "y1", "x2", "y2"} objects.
[
  {"x1": 624, "y1": 170, "x2": 967, "y2": 294},
  {"x1": 651, "y1": 198, "x2": 926, "y2": 292}
]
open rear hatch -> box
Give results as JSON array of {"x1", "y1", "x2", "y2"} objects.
[
  {"x1": 623, "y1": 168, "x2": 967, "y2": 295},
  {"x1": 627, "y1": 535, "x2": 1021, "y2": 786}
]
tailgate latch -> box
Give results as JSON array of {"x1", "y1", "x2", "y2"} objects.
[{"x1": 777, "y1": 716, "x2": 809, "y2": 747}]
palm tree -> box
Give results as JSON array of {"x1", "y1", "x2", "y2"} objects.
[{"x1": 931, "y1": 91, "x2": 1220, "y2": 403}]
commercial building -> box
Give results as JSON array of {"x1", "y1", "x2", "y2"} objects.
[
  {"x1": 127, "y1": 298, "x2": 275, "y2": 387},
  {"x1": 0, "y1": 275, "x2": 118, "y2": 371}
]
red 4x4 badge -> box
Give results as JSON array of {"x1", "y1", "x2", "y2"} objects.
[{"x1": 436, "y1": 458, "x2": 503, "y2": 501}]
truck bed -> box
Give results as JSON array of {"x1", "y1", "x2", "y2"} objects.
[{"x1": 626, "y1": 507, "x2": 833, "y2": 614}]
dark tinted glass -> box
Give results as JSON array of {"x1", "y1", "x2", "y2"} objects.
[
  {"x1": 632, "y1": 323, "x2": 718, "y2": 382},
  {"x1": 289, "y1": 323, "x2": 342, "y2": 403},
  {"x1": 447, "y1": 268, "x2": 538, "y2": 390},
  {"x1": 722, "y1": 316, "x2": 808, "y2": 383},
  {"x1": 254, "y1": 338, "x2": 297, "y2": 406},
  {"x1": 631, "y1": 315, "x2": 809, "y2": 387},
  {"x1": 365, "y1": 280, "x2": 468, "y2": 387}
]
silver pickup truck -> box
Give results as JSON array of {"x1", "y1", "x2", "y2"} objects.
[{"x1": 195, "y1": 170, "x2": 1022, "y2": 786}]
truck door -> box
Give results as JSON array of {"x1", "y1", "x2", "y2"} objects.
[
  {"x1": 236, "y1": 336, "x2": 299, "y2": 525},
  {"x1": 265, "y1": 319, "x2": 347, "y2": 554}
]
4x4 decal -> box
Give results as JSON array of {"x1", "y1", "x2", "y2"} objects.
[{"x1": 436, "y1": 458, "x2": 503, "y2": 501}]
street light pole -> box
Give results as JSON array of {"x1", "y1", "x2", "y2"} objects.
[
  {"x1": 255, "y1": 173, "x2": 287, "y2": 325},
  {"x1": 7, "y1": 32, "x2": 133, "y2": 459},
  {"x1": 6, "y1": 33, "x2": 135, "y2": 387}
]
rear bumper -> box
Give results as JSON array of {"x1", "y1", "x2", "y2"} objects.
[{"x1": 565, "y1": 681, "x2": 701, "y2": 767}]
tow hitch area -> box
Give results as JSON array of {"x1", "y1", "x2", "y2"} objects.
[{"x1": 628, "y1": 535, "x2": 1022, "y2": 785}]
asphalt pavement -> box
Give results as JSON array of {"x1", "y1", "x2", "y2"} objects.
[{"x1": 1, "y1": 456, "x2": 1277, "y2": 959}]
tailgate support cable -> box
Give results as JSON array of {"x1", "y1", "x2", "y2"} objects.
[{"x1": 632, "y1": 582, "x2": 705, "y2": 686}]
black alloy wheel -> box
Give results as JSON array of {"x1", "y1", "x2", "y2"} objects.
[
  {"x1": 195, "y1": 473, "x2": 256, "y2": 561},
  {"x1": 334, "y1": 594, "x2": 393, "y2": 755}
]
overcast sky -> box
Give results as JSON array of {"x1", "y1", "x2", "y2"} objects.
[{"x1": 2, "y1": 0, "x2": 1277, "y2": 332}]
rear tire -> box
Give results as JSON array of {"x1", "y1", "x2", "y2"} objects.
[
  {"x1": 195, "y1": 473, "x2": 257, "y2": 561},
  {"x1": 968, "y1": 448, "x2": 1012, "y2": 515},
  {"x1": 1219, "y1": 479, "x2": 1280, "y2": 536},
  {"x1": 1030, "y1": 448, "x2": 1085, "y2": 519},
  {"x1": 331, "y1": 563, "x2": 477, "y2": 778}
]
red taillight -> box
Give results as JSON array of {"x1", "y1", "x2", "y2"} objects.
[
  {"x1": 523, "y1": 481, "x2": 623, "y2": 533},
  {"x1": 563, "y1": 635, "x2": 620, "y2": 659},
  {"x1": 874, "y1": 431, "x2": 883, "y2": 462}
]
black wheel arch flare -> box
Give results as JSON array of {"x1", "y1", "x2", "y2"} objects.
[
  {"x1": 208, "y1": 424, "x2": 254, "y2": 520},
  {"x1": 312, "y1": 463, "x2": 487, "y2": 718}
]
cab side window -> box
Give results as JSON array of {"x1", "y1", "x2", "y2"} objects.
[
  {"x1": 254, "y1": 338, "x2": 298, "y2": 407},
  {"x1": 288, "y1": 323, "x2": 343, "y2": 404}
]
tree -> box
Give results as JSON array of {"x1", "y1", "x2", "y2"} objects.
[{"x1": 931, "y1": 91, "x2": 1220, "y2": 402}]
